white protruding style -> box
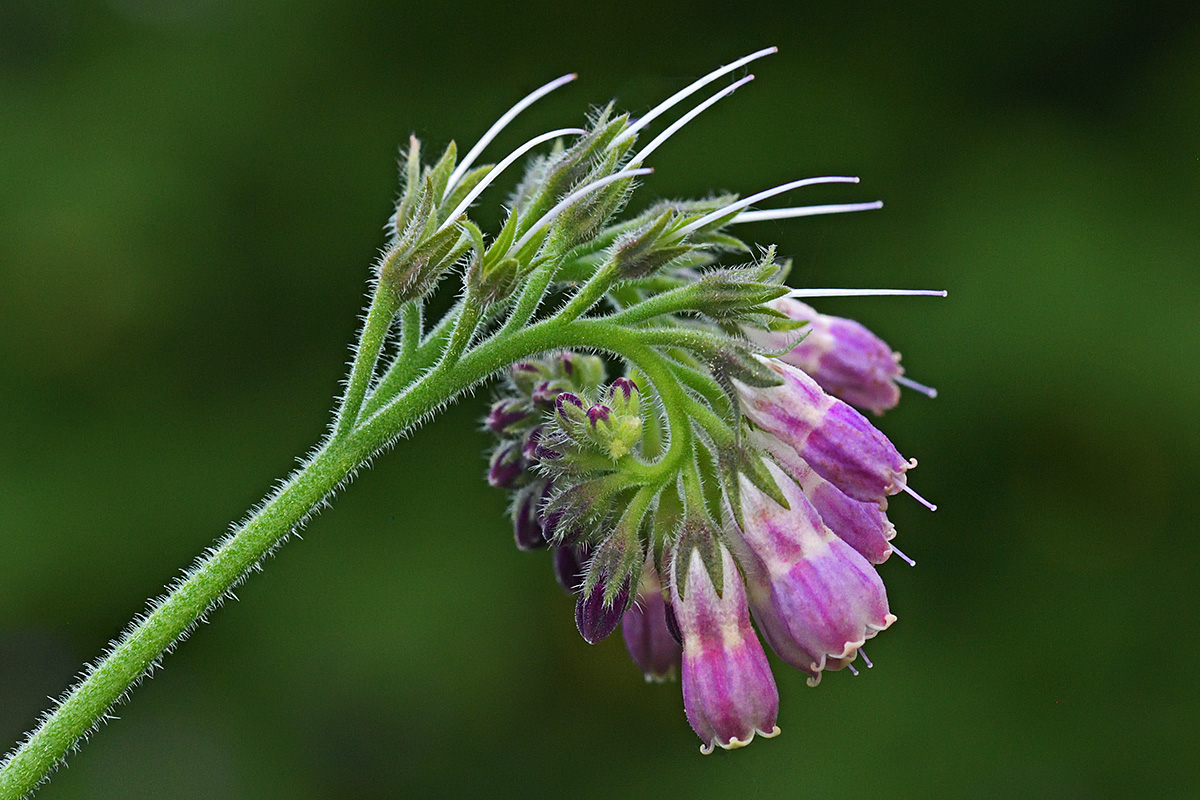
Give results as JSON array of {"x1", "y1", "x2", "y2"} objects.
[
  {"x1": 444, "y1": 73, "x2": 578, "y2": 196},
  {"x1": 609, "y1": 46, "x2": 777, "y2": 148},
  {"x1": 511, "y1": 167, "x2": 654, "y2": 253},
  {"x1": 895, "y1": 375, "x2": 938, "y2": 399},
  {"x1": 629, "y1": 75, "x2": 756, "y2": 165},
  {"x1": 438, "y1": 128, "x2": 587, "y2": 233},
  {"x1": 890, "y1": 544, "x2": 917, "y2": 567},
  {"x1": 680, "y1": 176, "x2": 862, "y2": 235},
  {"x1": 786, "y1": 288, "x2": 948, "y2": 299},
  {"x1": 902, "y1": 484, "x2": 938, "y2": 512},
  {"x1": 732, "y1": 201, "x2": 883, "y2": 223}
]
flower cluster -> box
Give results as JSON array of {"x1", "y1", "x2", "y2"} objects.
[{"x1": 437, "y1": 48, "x2": 946, "y2": 752}]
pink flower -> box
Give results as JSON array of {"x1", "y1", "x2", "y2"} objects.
[{"x1": 671, "y1": 543, "x2": 780, "y2": 753}]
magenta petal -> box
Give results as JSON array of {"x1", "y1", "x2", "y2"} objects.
[
  {"x1": 621, "y1": 562, "x2": 682, "y2": 682},
  {"x1": 735, "y1": 461, "x2": 895, "y2": 685},
  {"x1": 671, "y1": 546, "x2": 780, "y2": 753},
  {"x1": 736, "y1": 359, "x2": 913, "y2": 504}
]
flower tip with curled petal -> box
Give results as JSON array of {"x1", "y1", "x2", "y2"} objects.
[{"x1": 699, "y1": 724, "x2": 782, "y2": 755}]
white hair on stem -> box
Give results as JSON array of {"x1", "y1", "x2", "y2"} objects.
[
  {"x1": 438, "y1": 128, "x2": 587, "y2": 233},
  {"x1": 444, "y1": 73, "x2": 578, "y2": 196},
  {"x1": 679, "y1": 176, "x2": 861, "y2": 235},
  {"x1": 629, "y1": 75, "x2": 756, "y2": 165},
  {"x1": 732, "y1": 201, "x2": 883, "y2": 223},
  {"x1": 511, "y1": 167, "x2": 654, "y2": 253},
  {"x1": 609, "y1": 46, "x2": 777, "y2": 148}
]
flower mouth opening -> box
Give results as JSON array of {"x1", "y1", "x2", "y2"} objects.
[{"x1": 700, "y1": 725, "x2": 783, "y2": 755}]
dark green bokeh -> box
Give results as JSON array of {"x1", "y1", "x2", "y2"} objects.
[{"x1": 2, "y1": 1, "x2": 1197, "y2": 797}]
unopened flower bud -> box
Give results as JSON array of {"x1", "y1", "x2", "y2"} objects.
[
  {"x1": 531, "y1": 380, "x2": 560, "y2": 409},
  {"x1": 555, "y1": 392, "x2": 586, "y2": 424},
  {"x1": 510, "y1": 362, "x2": 545, "y2": 396},
  {"x1": 521, "y1": 425, "x2": 544, "y2": 461},
  {"x1": 487, "y1": 442, "x2": 525, "y2": 489},
  {"x1": 622, "y1": 559, "x2": 682, "y2": 682},
  {"x1": 552, "y1": 543, "x2": 590, "y2": 594},
  {"x1": 575, "y1": 572, "x2": 631, "y2": 645},
  {"x1": 486, "y1": 399, "x2": 530, "y2": 435},
  {"x1": 511, "y1": 484, "x2": 548, "y2": 551},
  {"x1": 586, "y1": 404, "x2": 612, "y2": 428}
]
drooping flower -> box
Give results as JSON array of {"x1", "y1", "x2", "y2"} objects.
[
  {"x1": 671, "y1": 542, "x2": 780, "y2": 753},
  {"x1": 743, "y1": 297, "x2": 903, "y2": 414},
  {"x1": 732, "y1": 459, "x2": 895, "y2": 685},
  {"x1": 735, "y1": 357, "x2": 916, "y2": 505},
  {"x1": 749, "y1": 429, "x2": 896, "y2": 564},
  {"x1": 622, "y1": 556, "x2": 682, "y2": 682}
]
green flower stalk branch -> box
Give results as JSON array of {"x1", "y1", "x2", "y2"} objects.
[{"x1": 1, "y1": 47, "x2": 947, "y2": 797}]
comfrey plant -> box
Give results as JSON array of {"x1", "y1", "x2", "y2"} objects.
[{"x1": 1, "y1": 47, "x2": 946, "y2": 794}]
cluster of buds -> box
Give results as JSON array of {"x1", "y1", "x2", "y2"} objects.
[
  {"x1": 414, "y1": 47, "x2": 947, "y2": 752},
  {"x1": 485, "y1": 353, "x2": 684, "y2": 680}
]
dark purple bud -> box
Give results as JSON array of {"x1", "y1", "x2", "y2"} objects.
[
  {"x1": 521, "y1": 426, "x2": 544, "y2": 461},
  {"x1": 510, "y1": 362, "x2": 542, "y2": 395},
  {"x1": 555, "y1": 392, "x2": 583, "y2": 416},
  {"x1": 487, "y1": 442, "x2": 525, "y2": 489},
  {"x1": 552, "y1": 544, "x2": 589, "y2": 594},
  {"x1": 511, "y1": 487, "x2": 547, "y2": 551},
  {"x1": 558, "y1": 351, "x2": 577, "y2": 376},
  {"x1": 486, "y1": 399, "x2": 528, "y2": 435},
  {"x1": 587, "y1": 404, "x2": 611, "y2": 428},
  {"x1": 623, "y1": 580, "x2": 683, "y2": 682},
  {"x1": 534, "y1": 442, "x2": 563, "y2": 462},
  {"x1": 531, "y1": 381, "x2": 560, "y2": 408},
  {"x1": 609, "y1": 377, "x2": 639, "y2": 401},
  {"x1": 575, "y1": 575, "x2": 631, "y2": 644}
]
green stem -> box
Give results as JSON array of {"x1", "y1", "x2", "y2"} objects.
[
  {"x1": 0, "y1": 309, "x2": 705, "y2": 799},
  {"x1": 334, "y1": 289, "x2": 400, "y2": 437},
  {"x1": 556, "y1": 262, "x2": 619, "y2": 322},
  {"x1": 400, "y1": 299, "x2": 423, "y2": 360},
  {"x1": 362, "y1": 301, "x2": 460, "y2": 417}
]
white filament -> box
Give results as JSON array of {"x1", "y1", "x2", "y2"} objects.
[
  {"x1": 859, "y1": 648, "x2": 874, "y2": 669},
  {"x1": 444, "y1": 73, "x2": 578, "y2": 196},
  {"x1": 511, "y1": 167, "x2": 654, "y2": 253},
  {"x1": 902, "y1": 483, "x2": 938, "y2": 512},
  {"x1": 732, "y1": 201, "x2": 883, "y2": 223},
  {"x1": 629, "y1": 75, "x2": 755, "y2": 165},
  {"x1": 895, "y1": 375, "x2": 939, "y2": 399},
  {"x1": 438, "y1": 127, "x2": 587, "y2": 233},
  {"x1": 680, "y1": 176, "x2": 861, "y2": 235},
  {"x1": 786, "y1": 288, "x2": 948, "y2": 298},
  {"x1": 890, "y1": 544, "x2": 917, "y2": 567},
  {"x1": 609, "y1": 46, "x2": 777, "y2": 148}
]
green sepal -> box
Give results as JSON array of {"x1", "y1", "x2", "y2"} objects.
[
  {"x1": 686, "y1": 231, "x2": 750, "y2": 253},
  {"x1": 441, "y1": 164, "x2": 494, "y2": 220},
  {"x1": 671, "y1": 509, "x2": 722, "y2": 600},
  {"x1": 717, "y1": 438, "x2": 790, "y2": 530},
  {"x1": 583, "y1": 494, "x2": 651, "y2": 604},
  {"x1": 393, "y1": 135, "x2": 423, "y2": 232},
  {"x1": 424, "y1": 140, "x2": 458, "y2": 207}
]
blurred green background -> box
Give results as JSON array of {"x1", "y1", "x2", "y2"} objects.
[{"x1": 2, "y1": 1, "x2": 1198, "y2": 798}]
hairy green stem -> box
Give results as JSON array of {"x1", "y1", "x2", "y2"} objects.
[
  {"x1": 334, "y1": 289, "x2": 400, "y2": 437},
  {"x1": 0, "y1": 301, "x2": 709, "y2": 798}
]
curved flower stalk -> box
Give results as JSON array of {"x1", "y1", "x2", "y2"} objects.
[{"x1": 1, "y1": 49, "x2": 946, "y2": 795}]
